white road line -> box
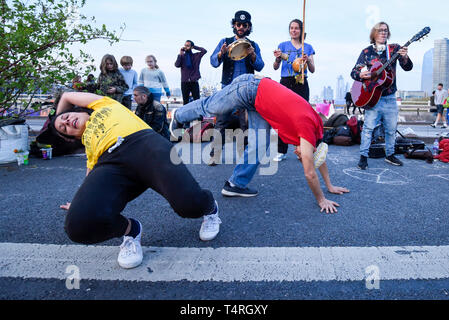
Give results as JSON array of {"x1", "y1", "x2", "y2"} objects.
[{"x1": 1, "y1": 243, "x2": 449, "y2": 282}]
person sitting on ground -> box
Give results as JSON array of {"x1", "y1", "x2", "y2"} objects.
[
  {"x1": 133, "y1": 86, "x2": 170, "y2": 140},
  {"x1": 49, "y1": 91, "x2": 221, "y2": 269},
  {"x1": 170, "y1": 73, "x2": 349, "y2": 213}
]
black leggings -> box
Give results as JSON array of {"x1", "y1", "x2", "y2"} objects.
[
  {"x1": 278, "y1": 77, "x2": 310, "y2": 154},
  {"x1": 65, "y1": 129, "x2": 215, "y2": 244}
]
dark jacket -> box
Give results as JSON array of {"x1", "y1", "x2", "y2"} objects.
[
  {"x1": 174, "y1": 46, "x2": 207, "y2": 82},
  {"x1": 221, "y1": 37, "x2": 256, "y2": 85},
  {"x1": 135, "y1": 100, "x2": 170, "y2": 140},
  {"x1": 350, "y1": 44, "x2": 413, "y2": 97}
]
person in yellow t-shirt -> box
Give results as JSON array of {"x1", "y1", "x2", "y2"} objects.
[{"x1": 49, "y1": 91, "x2": 221, "y2": 269}]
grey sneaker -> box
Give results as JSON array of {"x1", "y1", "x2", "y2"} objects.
[
  {"x1": 221, "y1": 181, "x2": 258, "y2": 197},
  {"x1": 385, "y1": 155, "x2": 403, "y2": 166}
]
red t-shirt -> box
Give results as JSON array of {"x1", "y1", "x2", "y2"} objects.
[{"x1": 254, "y1": 78, "x2": 323, "y2": 147}]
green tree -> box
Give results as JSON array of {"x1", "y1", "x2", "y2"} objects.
[{"x1": 0, "y1": 0, "x2": 123, "y2": 120}]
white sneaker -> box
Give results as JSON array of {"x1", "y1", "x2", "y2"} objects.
[
  {"x1": 117, "y1": 222, "x2": 143, "y2": 269},
  {"x1": 199, "y1": 202, "x2": 221, "y2": 241},
  {"x1": 313, "y1": 142, "x2": 328, "y2": 168},
  {"x1": 273, "y1": 153, "x2": 287, "y2": 162}
]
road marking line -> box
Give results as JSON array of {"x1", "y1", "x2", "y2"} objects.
[{"x1": 1, "y1": 243, "x2": 449, "y2": 282}]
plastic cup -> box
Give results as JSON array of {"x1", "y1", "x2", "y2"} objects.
[
  {"x1": 41, "y1": 148, "x2": 53, "y2": 160},
  {"x1": 23, "y1": 151, "x2": 29, "y2": 165},
  {"x1": 16, "y1": 153, "x2": 24, "y2": 166}
]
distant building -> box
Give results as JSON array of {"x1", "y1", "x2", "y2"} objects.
[
  {"x1": 322, "y1": 86, "x2": 334, "y2": 102},
  {"x1": 433, "y1": 39, "x2": 449, "y2": 90},
  {"x1": 421, "y1": 48, "x2": 433, "y2": 95},
  {"x1": 396, "y1": 90, "x2": 427, "y2": 100},
  {"x1": 335, "y1": 75, "x2": 346, "y2": 101}
]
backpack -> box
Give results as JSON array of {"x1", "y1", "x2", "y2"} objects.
[
  {"x1": 333, "y1": 125, "x2": 354, "y2": 146},
  {"x1": 324, "y1": 113, "x2": 349, "y2": 128}
]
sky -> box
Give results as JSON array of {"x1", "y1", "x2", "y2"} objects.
[{"x1": 72, "y1": 0, "x2": 449, "y2": 99}]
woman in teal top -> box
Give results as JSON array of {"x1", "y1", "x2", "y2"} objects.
[{"x1": 272, "y1": 19, "x2": 316, "y2": 161}]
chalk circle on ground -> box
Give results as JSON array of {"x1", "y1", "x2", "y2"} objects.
[
  {"x1": 428, "y1": 174, "x2": 449, "y2": 181},
  {"x1": 343, "y1": 168, "x2": 411, "y2": 185}
]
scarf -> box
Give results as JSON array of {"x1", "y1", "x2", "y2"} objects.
[{"x1": 185, "y1": 50, "x2": 193, "y2": 69}]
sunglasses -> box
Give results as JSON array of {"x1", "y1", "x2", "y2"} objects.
[{"x1": 236, "y1": 22, "x2": 249, "y2": 28}]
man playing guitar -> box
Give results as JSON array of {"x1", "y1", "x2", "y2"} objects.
[{"x1": 351, "y1": 22, "x2": 413, "y2": 170}]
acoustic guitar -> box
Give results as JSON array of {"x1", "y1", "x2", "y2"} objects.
[{"x1": 351, "y1": 27, "x2": 430, "y2": 109}]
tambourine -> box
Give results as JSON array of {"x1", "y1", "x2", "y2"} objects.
[{"x1": 228, "y1": 39, "x2": 253, "y2": 61}]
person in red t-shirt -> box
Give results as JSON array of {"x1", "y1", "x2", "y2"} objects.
[{"x1": 171, "y1": 74, "x2": 349, "y2": 213}]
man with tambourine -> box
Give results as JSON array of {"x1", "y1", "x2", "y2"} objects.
[{"x1": 208, "y1": 10, "x2": 265, "y2": 166}]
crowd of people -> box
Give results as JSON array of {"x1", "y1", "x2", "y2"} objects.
[{"x1": 43, "y1": 10, "x2": 438, "y2": 270}]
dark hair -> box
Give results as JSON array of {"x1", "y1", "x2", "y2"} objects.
[
  {"x1": 186, "y1": 40, "x2": 194, "y2": 47},
  {"x1": 133, "y1": 86, "x2": 154, "y2": 106},
  {"x1": 438, "y1": 83, "x2": 444, "y2": 87},
  {"x1": 50, "y1": 107, "x2": 93, "y2": 141},
  {"x1": 231, "y1": 20, "x2": 252, "y2": 36},
  {"x1": 289, "y1": 19, "x2": 304, "y2": 40},
  {"x1": 100, "y1": 54, "x2": 119, "y2": 74}
]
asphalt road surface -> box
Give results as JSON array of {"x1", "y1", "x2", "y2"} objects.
[{"x1": 1, "y1": 142, "x2": 449, "y2": 301}]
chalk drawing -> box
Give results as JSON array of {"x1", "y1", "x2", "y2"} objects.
[
  {"x1": 428, "y1": 174, "x2": 449, "y2": 181},
  {"x1": 343, "y1": 168, "x2": 411, "y2": 185}
]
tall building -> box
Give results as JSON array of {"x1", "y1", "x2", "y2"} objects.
[
  {"x1": 433, "y1": 39, "x2": 449, "y2": 90},
  {"x1": 421, "y1": 48, "x2": 433, "y2": 95},
  {"x1": 335, "y1": 75, "x2": 346, "y2": 101},
  {"x1": 322, "y1": 86, "x2": 334, "y2": 102}
]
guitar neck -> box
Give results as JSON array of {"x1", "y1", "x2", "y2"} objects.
[{"x1": 376, "y1": 40, "x2": 411, "y2": 76}]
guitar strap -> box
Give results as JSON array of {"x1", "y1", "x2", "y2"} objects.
[{"x1": 387, "y1": 44, "x2": 392, "y2": 60}]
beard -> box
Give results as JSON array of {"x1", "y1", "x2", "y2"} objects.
[{"x1": 233, "y1": 26, "x2": 251, "y2": 37}]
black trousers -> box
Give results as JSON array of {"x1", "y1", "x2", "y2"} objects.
[
  {"x1": 277, "y1": 77, "x2": 310, "y2": 154},
  {"x1": 121, "y1": 95, "x2": 132, "y2": 110},
  {"x1": 65, "y1": 129, "x2": 215, "y2": 244},
  {"x1": 181, "y1": 81, "x2": 200, "y2": 105}
]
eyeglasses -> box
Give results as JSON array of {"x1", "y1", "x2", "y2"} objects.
[
  {"x1": 377, "y1": 29, "x2": 389, "y2": 33},
  {"x1": 236, "y1": 22, "x2": 249, "y2": 28}
]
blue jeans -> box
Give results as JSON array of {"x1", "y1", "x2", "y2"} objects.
[
  {"x1": 175, "y1": 74, "x2": 271, "y2": 188},
  {"x1": 360, "y1": 94, "x2": 398, "y2": 157}
]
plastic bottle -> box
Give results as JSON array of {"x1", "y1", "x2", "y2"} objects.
[{"x1": 433, "y1": 139, "x2": 439, "y2": 155}]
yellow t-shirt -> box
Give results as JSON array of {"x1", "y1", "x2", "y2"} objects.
[{"x1": 82, "y1": 97, "x2": 150, "y2": 169}]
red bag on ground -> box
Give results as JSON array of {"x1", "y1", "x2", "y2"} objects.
[
  {"x1": 183, "y1": 120, "x2": 214, "y2": 143},
  {"x1": 435, "y1": 139, "x2": 449, "y2": 163}
]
